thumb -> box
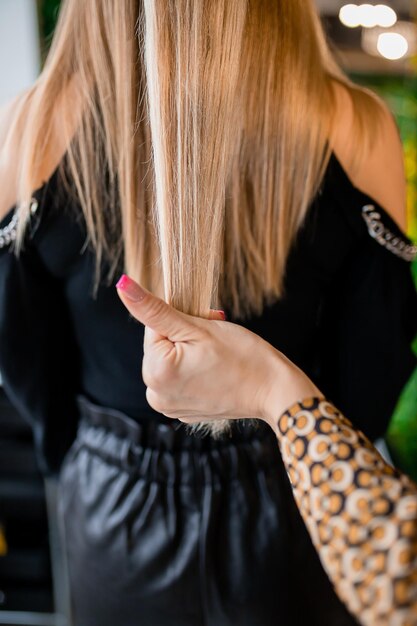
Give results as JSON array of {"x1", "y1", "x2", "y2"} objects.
[{"x1": 116, "y1": 274, "x2": 192, "y2": 340}]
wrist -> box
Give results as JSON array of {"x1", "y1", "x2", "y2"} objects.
[{"x1": 260, "y1": 351, "x2": 321, "y2": 432}]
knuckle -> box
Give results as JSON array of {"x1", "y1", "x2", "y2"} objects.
[
  {"x1": 143, "y1": 355, "x2": 172, "y2": 391},
  {"x1": 146, "y1": 388, "x2": 169, "y2": 415},
  {"x1": 142, "y1": 363, "x2": 160, "y2": 391}
]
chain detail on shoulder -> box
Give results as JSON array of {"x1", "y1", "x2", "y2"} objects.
[
  {"x1": 0, "y1": 200, "x2": 39, "y2": 249},
  {"x1": 362, "y1": 204, "x2": 417, "y2": 262}
]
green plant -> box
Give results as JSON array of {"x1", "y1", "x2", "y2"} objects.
[{"x1": 37, "y1": 0, "x2": 61, "y2": 60}]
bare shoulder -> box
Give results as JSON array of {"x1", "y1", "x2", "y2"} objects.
[
  {"x1": 0, "y1": 98, "x2": 18, "y2": 145},
  {"x1": 0, "y1": 94, "x2": 26, "y2": 220},
  {"x1": 0, "y1": 78, "x2": 82, "y2": 222},
  {"x1": 330, "y1": 81, "x2": 407, "y2": 232}
]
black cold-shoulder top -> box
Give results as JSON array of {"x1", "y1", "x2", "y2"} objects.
[{"x1": 0, "y1": 154, "x2": 416, "y2": 473}]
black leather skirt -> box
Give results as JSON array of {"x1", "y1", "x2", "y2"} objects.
[{"x1": 58, "y1": 396, "x2": 358, "y2": 626}]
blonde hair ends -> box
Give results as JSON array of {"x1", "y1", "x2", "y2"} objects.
[{"x1": 11, "y1": 0, "x2": 382, "y2": 320}]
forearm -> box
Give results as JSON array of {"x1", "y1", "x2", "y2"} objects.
[{"x1": 268, "y1": 394, "x2": 417, "y2": 626}]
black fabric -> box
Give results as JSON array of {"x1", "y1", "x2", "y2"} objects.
[
  {"x1": 0, "y1": 154, "x2": 416, "y2": 472},
  {"x1": 0, "y1": 153, "x2": 416, "y2": 624},
  {"x1": 239, "y1": 156, "x2": 417, "y2": 441},
  {"x1": 58, "y1": 397, "x2": 359, "y2": 626},
  {"x1": 0, "y1": 227, "x2": 80, "y2": 473}
]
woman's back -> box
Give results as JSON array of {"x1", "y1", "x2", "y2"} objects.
[
  {"x1": 0, "y1": 4, "x2": 416, "y2": 622},
  {"x1": 0, "y1": 84, "x2": 416, "y2": 458}
]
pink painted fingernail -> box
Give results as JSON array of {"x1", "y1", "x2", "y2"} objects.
[
  {"x1": 116, "y1": 275, "x2": 147, "y2": 302},
  {"x1": 217, "y1": 310, "x2": 227, "y2": 321}
]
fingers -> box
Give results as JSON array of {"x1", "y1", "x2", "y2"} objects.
[
  {"x1": 146, "y1": 388, "x2": 214, "y2": 423},
  {"x1": 116, "y1": 274, "x2": 193, "y2": 341},
  {"x1": 208, "y1": 309, "x2": 227, "y2": 321}
]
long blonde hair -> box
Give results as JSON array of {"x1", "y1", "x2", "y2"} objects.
[{"x1": 12, "y1": 0, "x2": 381, "y2": 317}]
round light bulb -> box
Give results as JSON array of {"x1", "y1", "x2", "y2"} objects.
[
  {"x1": 374, "y1": 5, "x2": 397, "y2": 28},
  {"x1": 358, "y1": 4, "x2": 379, "y2": 28},
  {"x1": 377, "y1": 32, "x2": 409, "y2": 60},
  {"x1": 339, "y1": 4, "x2": 361, "y2": 28}
]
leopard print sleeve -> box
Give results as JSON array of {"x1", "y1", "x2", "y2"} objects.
[{"x1": 276, "y1": 397, "x2": 417, "y2": 626}]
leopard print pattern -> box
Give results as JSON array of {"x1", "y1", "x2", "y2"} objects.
[{"x1": 277, "y1": 397, "x2": 417, "y2": 626}]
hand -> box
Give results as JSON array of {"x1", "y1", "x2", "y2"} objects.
[{"x1": 116, "y1": 275, "x2": 319, "y2": 428}]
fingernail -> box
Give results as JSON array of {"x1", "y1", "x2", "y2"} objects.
[
  {"x1": 217, "y1": 310, "x2": 227, "y2": 321},
  {"x1": 116, "y1": 275, "x2": 146, "y2": 302}
]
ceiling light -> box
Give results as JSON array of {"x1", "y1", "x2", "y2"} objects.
[
  {"x1": 339, "y1": 4, "x2": 398, "y2": 29},
  {"x1": 377, "y1": 32, "x2": 409, "y2": 59},
  {"x1": 362, "y1": 22, "x2": 417, "y2": 60},
  {"x1": 374, "y1": 5, "x2": 397, "y2": 28},
  {"x1": 339, "y1": 4, "x2": 361, "y2": 28},
  {"x1": 358, "y1": 4, "x2": 379, "y2": 28}
]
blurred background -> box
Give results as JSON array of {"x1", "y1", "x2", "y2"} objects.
[{"x1": 0, "y1": 1, "x2": 416, "y2": 625}]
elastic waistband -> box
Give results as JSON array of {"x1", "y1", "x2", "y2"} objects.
[{"x1": 75, "y1": 396, "x2": 279, "y2": 485}]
